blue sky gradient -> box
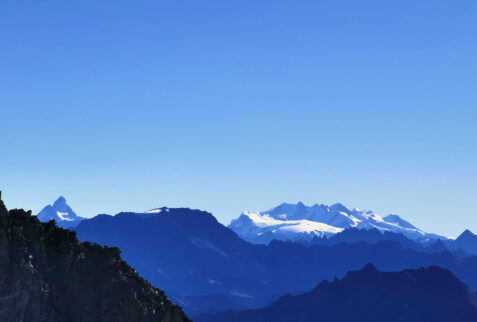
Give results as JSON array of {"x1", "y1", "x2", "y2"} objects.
[{"x1": 1, "y1": 1, "x2": 476, "y2": 236}]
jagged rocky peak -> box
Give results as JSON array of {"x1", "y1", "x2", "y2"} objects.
[
  {"x1": 0, "y1": 191, "x2": 190, "y2": 322},
  {"x1": 37, "y1": 195, "x2": 85, "y2": 228}
]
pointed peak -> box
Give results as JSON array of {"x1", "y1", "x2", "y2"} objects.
[
  {"x1": 458, "y1": 229, "x2": 475, "y2": 239},
  {"x1": 345, "y1": 263, "x2": 379, "y2": 280},
  {"x1": 53, "y1": 196, "x2": 67, "y2": 206},
  {"x1": 361, "y1": 263, "x2": 378, "y2": 272}
]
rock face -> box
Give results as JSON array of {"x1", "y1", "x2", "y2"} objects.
[
  {"x1": 197, "y1": 264, "x2": 477, "y2": 322},
  {"x1": 0, "y1": 192, "x2": 190, "y2": 322}
]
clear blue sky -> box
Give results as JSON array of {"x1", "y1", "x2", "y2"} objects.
[{"x1": 1, "y1": 1, "x2": 476, "y2": 237}]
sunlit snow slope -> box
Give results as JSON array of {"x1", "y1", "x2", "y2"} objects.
[{"x1": 229, "y1": 202, "x2": 438, "y2": 244}]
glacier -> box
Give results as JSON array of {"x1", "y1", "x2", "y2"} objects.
[{"x1": 229, "y1": 202, "x2": 439, "y2": 244}]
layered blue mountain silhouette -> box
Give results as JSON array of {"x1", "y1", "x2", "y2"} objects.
[
  {"x1": 444, "y1": 229, "x2": 477, "y2": 256},
  {"x1": 73, "y1": 206, "x2": 477, "y2": 317},
  {"x1": 34, "y1": 197, "x2": 477, "y2": 317},
  {"x1": 74, "y1": 209, "x2": 280, "y2": 315},
  {"x1": 36, "y1": 196, "x2": 85, "y2": 228},
  {"x1": 196, "y1": 264, "x2": 477, "y2": 322}
]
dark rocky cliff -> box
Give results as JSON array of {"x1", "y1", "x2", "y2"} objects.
[{"x1": 0, "y1": 192, "x2": 190, "y2": 322}]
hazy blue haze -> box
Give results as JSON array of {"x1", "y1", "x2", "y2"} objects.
[{"x1": 1, "y1": 1, "x2": 476, "y2": 236}]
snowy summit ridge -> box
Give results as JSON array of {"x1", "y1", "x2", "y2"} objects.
[{"x1": 229, "y1": 202, "x2": 435, "y2": 244}]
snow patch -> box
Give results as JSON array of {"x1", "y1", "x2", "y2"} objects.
[
  {"x1": 145, "y1": 208, "x2": 170, "y2": 214},
  {"x1": 208, "y1": 279, "x2": 221, "y2": 285},
  {"x1": 229, "y1": 290, "x2": 254, "y2": 299},
  {"x1": 56, "y1": 212, "x2": 74, "y2": 221}
]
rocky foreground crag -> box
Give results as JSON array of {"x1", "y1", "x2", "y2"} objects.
[{"x1": 0, "y1": 192, "x2": 190, "y2": 322}]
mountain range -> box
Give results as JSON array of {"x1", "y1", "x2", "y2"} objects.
[
  {"x1": 229, "y1": 202, "x2": 443, "y2": 244},
  {"x1": 33, "y1": 196, "x2": 477, "y2": 318},
  {"x1": 196, "y1": 264, "x2": 477, "y2": 322},
  {"x1": 71, "y1": 206, "x2": 477, "y2": 317}
]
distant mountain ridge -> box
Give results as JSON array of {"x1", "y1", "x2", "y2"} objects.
[
  {"x1": 196, "y1": 264, "x2": 477, "y2": 322},
  {"x1": 445, "y1": 229, "x2": 477, "y2": 256},
  {"x1": 74, "y1": 206, "x2": 477, "y2": 317},
  {"x1": 39, "y1": 197, "x2": 477, "y2": 257},
  {"x1": 74, "y1": 208, "x2": 277, "y2": 315},
  {"x1": 229, "y1": 201, "x2": 443, "y2": 244},
  {"x1": 37, "y1": 196, "x2": 85, "y2": 228}
]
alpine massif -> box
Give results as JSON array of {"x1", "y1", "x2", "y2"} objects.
[
  {"x1": 73, "y1": 205, "x2": 477, "y2": 317},
  {"x1": 31, "y1": 196, "x2": 477, "y2": 318},
  {"x1": 229, "y1": 202, "x2": 443, "y2": 244}
]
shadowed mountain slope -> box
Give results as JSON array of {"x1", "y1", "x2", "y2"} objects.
[
  {"x1": 197, "y1": 264, "x2": 477, "y2": 322},
  {"x1": 445, "y1": 229, "x2": 477, "y2": 256},
  {"x1": 75, "y1": 208, "x2": 477, "y2": 317}
]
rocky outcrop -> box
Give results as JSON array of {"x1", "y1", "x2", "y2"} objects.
[{"x1": 0, "y1": 192, "x2": 190, "y2": 322}]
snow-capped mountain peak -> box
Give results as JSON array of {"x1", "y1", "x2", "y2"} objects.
[
  {"x1": 37, "y1": 197, "x2": 85, "y2": 228},
  {"x1": 229, "y1": 201, "x2": 435, "y2": 244}
]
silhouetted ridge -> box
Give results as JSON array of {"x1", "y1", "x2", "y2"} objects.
[
  {"x1": 75, "y1": 207, "x2": 477, "y2": 317},
  {"x1": 443, "y1": 229, "x2": 477, "y2": 256},
  {"x1": 197, "y1": 265, "x2": 477, "y2": 322},
  {"x1": 0, "y1": 192, "x2": 190, "y2": 322},
  {"x1": 359, "y1": 262, "x2": 378, "y2": 272},
  {"x1": 458, "y1": 229, "x2": 476, "y2": 240}
]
